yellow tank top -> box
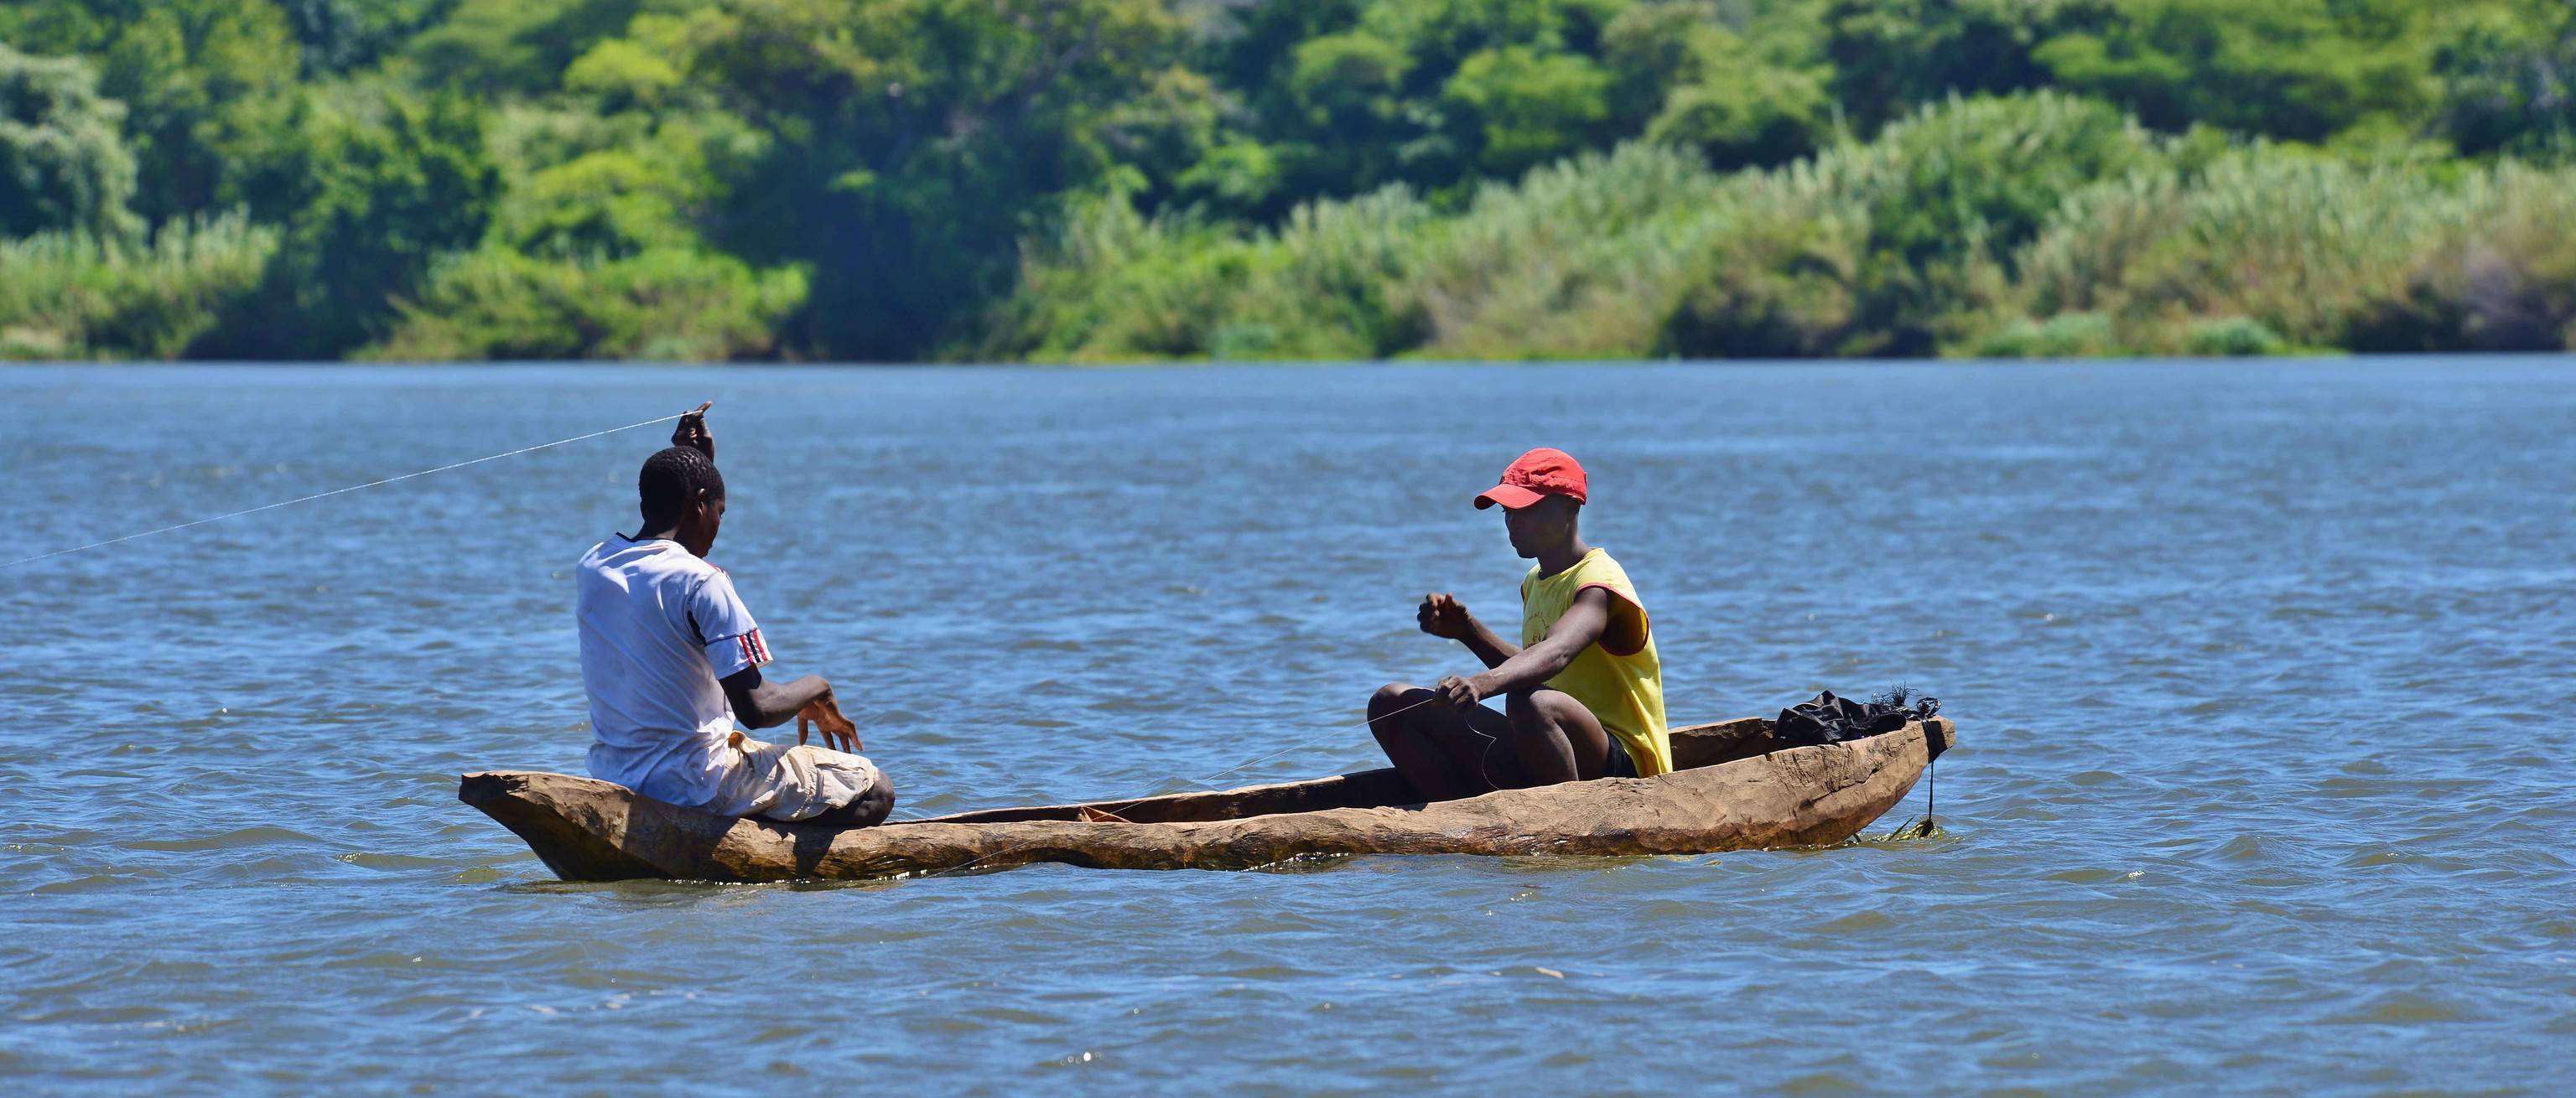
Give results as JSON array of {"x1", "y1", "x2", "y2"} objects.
[{"x1": 1520, "y1": 548, "x2": 1670, "y2": 777}]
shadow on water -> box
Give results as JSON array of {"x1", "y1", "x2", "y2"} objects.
[
  {"x1": 488, "y1": 829, "x2": 1961, "y2": 889},
  {"x1": 501, "y1": 876, "x2": 906, "y2": 897}
]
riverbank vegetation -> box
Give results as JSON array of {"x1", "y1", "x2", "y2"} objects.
[{"x1": 5, "y1": 0, "x2": 2574, "y2": 361}]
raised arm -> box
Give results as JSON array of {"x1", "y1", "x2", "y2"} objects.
[
  {"x1": 1435, "y1": 587, "x2": 1616, "y2": 707},
  {"x1": 673, "y1": 401, "x2": 714, "y2": 460}
]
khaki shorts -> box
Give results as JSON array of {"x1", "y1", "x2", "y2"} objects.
[{"x1": 703, "y1": 737, "x2": 882, "y2": 822}]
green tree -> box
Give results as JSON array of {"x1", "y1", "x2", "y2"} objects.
[
  {"x1": 0, "y1": 0, "x2": 303, "y2": 227},
  {"x1": 277, "y1": 0, "x2": 450, "y2": 76},
  {"x1": 1600, "y1": 0, "x2": 1719, "y2": 127},
  {"x1": 408, "y1": 0, "x2": 683, "y2": 96},
  {"x1": 1174, "y1": 0, "x2": 1654, "y2": 218},
  {"x1": 1824, "y1": 0, "x2": 2091, "y2": 132},
  {"x1": 0, "y1": 45, "x2": 142, "y2": 240},
  {"x1": 2033, "y1": 0, "x2": 2434, "y2": 142},
  {"x1": 644, "y1": 0, "x2": 1205, "y2": 360},
  {"x1": 1644, "y1": 69, "x2": 1831, "y2": 168},
  {"x1": 1444, "y1": 45, "x2": 1613, "y2": 176},
  {"x1": 1605, "y1": 2, "x2": 1836, "y2": 168},
  {"x1": 2435, "y1": 2, "x2": 2576, "y2": 158},
  {"x1": 1176, "y1": 0, "x2": 1368, "y2": 218},
  {"x1": 205, "y1": 90, "x2": 501, "y2": 359}
]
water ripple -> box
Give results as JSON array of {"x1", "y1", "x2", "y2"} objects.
[{"x1": 4, "y1": 360, "x2": 2573, "y2": 1091}]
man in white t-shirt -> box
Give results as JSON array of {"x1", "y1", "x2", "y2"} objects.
[{"x1": 573, "y1": 405, "x2": 895, "y2": 826}]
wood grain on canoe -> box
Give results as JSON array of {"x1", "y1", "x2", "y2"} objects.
[{"x1": 460, "y1": 717, "x2": 1953, "y2": 883}]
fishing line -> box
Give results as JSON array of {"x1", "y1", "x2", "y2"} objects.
[
  {"x1": 7, "y1": 409, "x2": 699, "y2": 567},
  {"x1": 901, "y1": 692, "x2": 1450, "y2": 878},
  {"x1": 23, "y1": 401, "x2": 1523, "y2": 864}
]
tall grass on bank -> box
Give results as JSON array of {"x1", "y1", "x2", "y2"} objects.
[
  {"x1": 1000, "y1": 90, "x2": 2576, "y2": 362},
  {"x1": 1659, "y1": 91, "x2": 2170, "y2": 358},
  {"x1": 2340, "y1": 163, "x2": 2576, "y2": 351},
  {"x1": 994, "y1": 188, "x2": 1433, "y2": 361},
  {"x1": 0, "y1": 215, "x2": 276, "y2": 360},
  {"x1": 997, "y1": 147, "x2": 1741, "y2": 362},
  {"x1": 365, "y1": 246, "x2": 810, "y2": 362},
  {"x1": 1001, "y1": 93, "x2": 2184, "y2": 361},
  {"x1": 1000, "y1": 147, "x2": 1724, "y2": 362},
  {"x1": 1410, "y1": 111, "x2": 2165, "y2": 360},
  {"x1": 1992, "y1": 152, "x2": 2465, "y2": 354},
  {"x1": 1988, "y1": 153, "x2": 2576, "y2": 355},
  {"x1": 1409, "y1": 144, "x2": 1723, "y2": 359}
]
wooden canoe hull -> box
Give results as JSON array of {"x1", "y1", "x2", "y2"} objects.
[{"x1": 460, "y1": 717, "x2": 1954, "y2": 883}]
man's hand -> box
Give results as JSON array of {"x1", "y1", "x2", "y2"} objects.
[
  {"x1": 673, "y1": 401, "x2": 714, "y2": 460},
  {"x1": 1434, "y1": 673, "x2": 1487, "y2": 710},
  {"x1": 797, "y1": 691, "x2": 861, "y2": 753},
  {"x1": 1418, "y1": 593, "x2": 1476, "y2": 640}
]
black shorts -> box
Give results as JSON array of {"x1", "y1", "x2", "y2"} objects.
[{"x1": 1604, "y1": 735, "x2": 1638, "y2": 779}]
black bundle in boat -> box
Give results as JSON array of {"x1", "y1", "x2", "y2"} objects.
[{"x1": 1774, "y1": 686, "x2": 1940, "y2": 748}]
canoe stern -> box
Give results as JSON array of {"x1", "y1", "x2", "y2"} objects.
[{"x1": 460, "y1": 771, "x2": 672, "y2": 882}]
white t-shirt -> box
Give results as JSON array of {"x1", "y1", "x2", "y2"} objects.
[{"x1": 574, "y1": 536, "x2": 771, "y2": 810}]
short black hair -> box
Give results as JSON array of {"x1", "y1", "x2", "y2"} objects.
[{"x1": 638, "y1": 446, "x2": 724, "y2": 528}]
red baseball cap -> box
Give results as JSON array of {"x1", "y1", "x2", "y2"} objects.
[{"x1": 1474, "y1": 448, "x2": 1588, "y2": 510}]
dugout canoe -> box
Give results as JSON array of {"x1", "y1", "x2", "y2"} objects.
[{"x1": 460, "y1": 714, "x2": 1955, "y2": 883}]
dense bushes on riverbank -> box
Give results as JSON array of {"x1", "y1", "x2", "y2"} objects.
[
  {"x1": 1996, "y1": 157, "x2": 2576, "y2": 355},
  {"x1": 4, "y1": 0, "x2": 2575, "y2": 361},
  {"x1": 1001, "y1": 94, "x2": 2576, "y2": 361},
  {"x1": 0, "y1": 215, "x2": 275, "y2": 359}
]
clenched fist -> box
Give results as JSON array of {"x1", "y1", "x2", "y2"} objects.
[{"x1": 1417, "y1": 593, "x2": 1475, "y2": 640}]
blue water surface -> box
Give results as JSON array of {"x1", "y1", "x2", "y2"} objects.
[{"x1": 4, "y1": 360, "x2": 2572, "y2": 1094}]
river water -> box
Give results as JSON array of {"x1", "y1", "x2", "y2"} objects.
[{"x1": 5, "y1": 360, "x2": 2570, "y2": 1093}]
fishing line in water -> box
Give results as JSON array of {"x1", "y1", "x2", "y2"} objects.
[
  {"x1": 26, "y1": 396, "x2": 1424, "y2": 847},
  {"x1": 23, "y1": 401, "x2": 1529, "y2": 867},
  {"x1": 6, "y1": 409, "x2": 699, "y2": 568}
]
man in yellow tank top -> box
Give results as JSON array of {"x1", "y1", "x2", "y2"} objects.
[{"x1": 1367, "y1": 448, "x2": 1670, "y2": 801}]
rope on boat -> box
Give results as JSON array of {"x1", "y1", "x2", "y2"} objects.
[
  {"x1": 1882, "y1": 740, "x2": 1941, "y2": 842},
  {"x1": 904, "y1": 692, "x2": 1451, "y2": 878},
  {"x1": 7, "y1": 409, "x2": 699, "y2": 567},
  {"x1": 38, "y1": 406, "x2": 1942, "y2": 862}
]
